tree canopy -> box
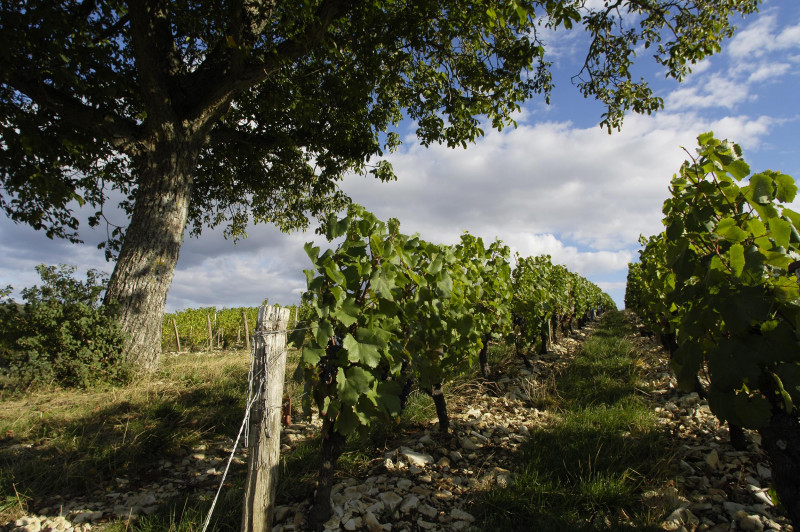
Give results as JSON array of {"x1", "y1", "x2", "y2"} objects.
[{"x1": 0, "y1": 0, "x2": 759, "y2": 368}]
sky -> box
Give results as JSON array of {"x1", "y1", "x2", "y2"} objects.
[{"x1": 2, "y1": 0, "x2": 800, "y2": 311}]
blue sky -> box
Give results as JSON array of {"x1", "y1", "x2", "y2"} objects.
[{"x1": 2, "y1": 0, "x2": 800, "y2": 310}]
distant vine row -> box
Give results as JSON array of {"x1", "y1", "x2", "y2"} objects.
[{"x1": 290, "y1": 204, "x2": 614, "y2": 526}]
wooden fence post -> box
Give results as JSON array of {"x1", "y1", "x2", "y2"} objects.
[
  {"x1": 172, "y1": 318, "x2": 181, "y2": 353},
  {"x1": 243, "y1": 311, "x2": 251, "y2": 353},
  {"x1": 241, "y1": 305, "x2": 290, "y2": 532},
  {"x1": 207, "y1": 314, "x2": 213, "y2": 351}
]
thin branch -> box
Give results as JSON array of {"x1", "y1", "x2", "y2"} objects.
[
  {"x1": 4, "y1": 71, "x2": 141, "y2": 153},
  {"x1": 184, "y1": 0, "x2": 356, "y2": 132}
]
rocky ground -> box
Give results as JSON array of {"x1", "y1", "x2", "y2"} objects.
[{"x1": 2, "y1": 317, "x2": 796, "y2": 531}]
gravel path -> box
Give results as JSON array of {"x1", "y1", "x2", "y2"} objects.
[{"x1": 3, "y1": 318, "x2": 795, "y2": 531}]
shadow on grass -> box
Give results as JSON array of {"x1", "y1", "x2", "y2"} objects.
[{"x1": 0, "y1": 370, "x2": 249, "y2": 511}]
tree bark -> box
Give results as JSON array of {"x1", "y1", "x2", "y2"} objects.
[
  {"x1": 478, "y1": 332, "x2": 491, "y2": 379},
  {"x1": 759, "y1": 411, "x2": 800, "y2": 528},
  {"x1": 539, "y1": 317, "x2": 550, "y2": 355},
  {"x1": 308, "y1": 419, "x2": 347, "y2": 530},
  {"x1": 104, "y1": 137, "x2": 198, "y2": 371},
  {"x1": 427, "y1": 384, "x2": 449, "y2": 433}
]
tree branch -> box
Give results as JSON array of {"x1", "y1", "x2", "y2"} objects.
[
  {"x1": 127, "y1": 0, "x2": 181, "y2": 126},
  {"x1": 184, "y1": 0, "x2": 356, "y2": 133},
  {"x1": 4, "y1": 71, "x2": 141, "y2": 153}
]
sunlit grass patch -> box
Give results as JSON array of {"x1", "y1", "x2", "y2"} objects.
[{"x1": 474, "y1": 311, "x2": 676, "y2": 531}]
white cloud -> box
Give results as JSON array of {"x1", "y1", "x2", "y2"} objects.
[
  {"x1": 664, "y1": 74, "x2": 751, "y2": 110},
  {"x1": 747, "y1": 63, "x2": 792, "y2": 83},
  {"x1": 729, "y1": 13, "x2": 800, "y2": 58}
]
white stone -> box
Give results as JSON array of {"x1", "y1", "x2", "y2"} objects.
[
  {"x1": 399, "y1": 447, "x2": 434, "y2": 467},
  {"x1": 343, "y1": 517, "x2": 361, "y2": 530},
  {"x1": 460, "y1": 437, "x2": 478, "y2": 450},
  {"x1": 379, "y1": 491, "x2": 403, "y2": 511},
  {"x1": 72, "y1": 511, "x2": 102, "y2": 524},
  {"x1": 451, "y1": 508, "x2": 475, "y2": 522},
  {"x1": 705, "y1": 449, "x2": 720, "y2": 471},
  {"x1": 416, "y1": 518, "x2": 436, "y2": 530},
  {"x1": 723, "y1": 501, "x2": 746, "y2": 517},
  {"x1": 739, "y1": 515, "x2": 765, "y2": 532},
  {"x1": 363, "y1": 512, "x2": 383, "y2": 532},
  {"x1": 418, "y1": 504, "x2": 438, "y2": 518},
  {"x1": 322, "y1": 514, "x2": 341, "y2": 530},
  {"x1": 400, "y1": 495, "x2": 420, "y2": 513}
]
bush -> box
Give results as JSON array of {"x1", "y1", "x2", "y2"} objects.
[{"x1": 0, "y1": 265, "x2": 131, "y2": 389}]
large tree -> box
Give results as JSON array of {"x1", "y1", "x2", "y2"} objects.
[{"x1": 0, "y1": 0, "x2": 757, "y2": 370}]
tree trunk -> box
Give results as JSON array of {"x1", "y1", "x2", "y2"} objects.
[
  {"x1": 759, "y1": 411, "x2": 800, "y2": 528},
  {"x1": 427, "y1": 384, "x2": 449, "y2": 433},
  {"x1": 551, "y1": 314, "x2": 559, "y2": 343},
  {"x1": 479, "y1": 332, "x2": 491, "y2": 379},
  {"x1": 539, "y1": 317, "x2": 550, "y2": 354},
  {"x1": 104, "y1": 138, "x2": 197, "y2": 371},
  {"x1": 308, "y1": 419, "x2": 347, "y2": 530}
]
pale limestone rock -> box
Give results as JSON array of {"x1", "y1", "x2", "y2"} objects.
[
  {"x1": 379, "y1": 491, "x2": 403, "y2": 511},
  {"x1": 400, "y1": 495, "x2": 420, "y2": 513},
  {"x1": 451, "y1": 508, "x2": 475, "y2": 522}
]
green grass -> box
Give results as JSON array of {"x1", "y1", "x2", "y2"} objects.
[
  {"x1": 473, "y1": 311, "x2": 676, "y2": 531},
  {"x1": 0, "y1": 349, "x2": 269, "y2": 527}
]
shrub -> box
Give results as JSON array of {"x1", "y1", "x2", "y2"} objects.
[{"x1": 0, "y1": 265, "x2": 130, "y2": 389}]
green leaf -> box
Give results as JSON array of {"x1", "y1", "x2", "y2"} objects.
[
  {"x1": 774, "y1": 363, "x2": 800, "y2": 410},
  {"x1": 336, "y1": 366, "x2": 374, "y2": 405},
  {"x1": 333, "y1": 297, "x2": 360, "y2": 327},
  {"x1": 697, "y1": 132, "x2": 715, "y2": 145},
  {"x1": 775, "y1": 173, "x2": 797, "y2": 203},
  {"x1": 782, "y1": 208, "x2": 800, "y2": 231},
  {"x1": 342, "y1": 333, "x2": 382, "y2": 367},
  {"x1": 314, "y1": 319, "x2": 334, "y2": 347},
  {"x1": 745, "y1": 218, "x2": 767, "y2": 238},
  {"x1": 769, "y1": 217, "x2": 792, "y2": 249},
  {"x1": 733, "y1": 393, "x2": 771, "y2": 429},
  {"x1": 304, "y1": 242, "x2": 320, "y2": 263},
  {"x1": 749, "y1": 173, "x2": 774, "y2": 204},
  {"x1": 324, "y1": 261, "x2": 347, "y2": 287},
  {"x1": 729, "y1": 243, "x2": 744, "y2": 277},
  {"x1": 436, "y1": 272, "x2": 453, "y2": 297},
  {"x1": 327, "y1": 215, "x2": 350, "y2": 240},
  {"x1": 427, "y1": 256, "x2": 443, "y2": 275},
  {"x1": 334, "y1": 404, "x2": 360, "y2": 435},
  {"x1": 369, "y1": 271, "x2": 395, "y2": 300},
  {"x1": 376, "y1": 381, "x2": 402, "y2": 416},
  {"x1": 302, "y1": 346, "x2": 324, "y2": 365},
  {"x1": 726, "y1": 159, "x2": 750, "y2": 181},
  {"x1": 771, "y1": 373, "x2": 795, "y2": 413},
  {"x1": 715, "y1": 218, "x2": 748, "y2": 242},
  {"x1": 672, "y1": 341, "x2": 704, "y2": 391}
]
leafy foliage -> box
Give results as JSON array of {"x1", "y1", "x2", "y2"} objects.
[
  {"x1": 629, "y1": 133, "x2": 800, "y2": 429},
  {"x1": 0, "y1": 0, "x2": 758, "y2": 248},
  {"x1": 0, "y1": 265, "x2": 129, "y2": 389},
  {"x1": 513, "y1": 255, "x2": 613, "y2": 353},
  {"x1": 293, "y1": 205, "x2": 615, "y2": 439}
]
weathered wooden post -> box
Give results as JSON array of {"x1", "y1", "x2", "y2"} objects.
[
  {"x1": 171, "y1": 318, "x2": 181, "y2": 352},
  {"x1": 207, "y1": 314, "x2": 213, "y2": 351},
  {"x1": 241, "y1": 305, "x2": 290, "y2": 532},
  {"x1": 242, "y1": 310, "x2": 251, "y2": 353}
]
